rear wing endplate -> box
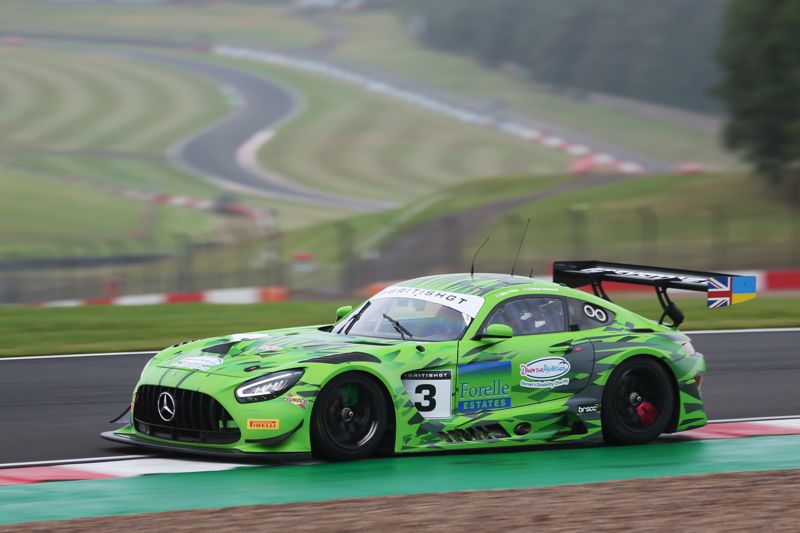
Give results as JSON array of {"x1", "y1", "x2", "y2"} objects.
[{"x1": 553, "y1": 261, "x2": 757, "y2": 327}]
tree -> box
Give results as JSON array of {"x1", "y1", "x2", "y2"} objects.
[{"x1": 717, "y1": 0, "x2": 800, "y2": 195}]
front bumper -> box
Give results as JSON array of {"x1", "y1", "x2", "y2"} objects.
[
  {"x1": 101, "y1": 429, "x2": 311, "y2": 460},
  {"x1": 127, "y1": 365, "x2": 315, "y2": 454}
]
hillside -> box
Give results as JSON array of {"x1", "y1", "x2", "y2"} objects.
[{"x1": 397, "y1": 0, "x2": 727, "y2": 113}]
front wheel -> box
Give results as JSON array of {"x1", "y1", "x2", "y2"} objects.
[
  {"x1": 602, "y1": 357, "x2": 675, "y2": 445},
  {"x1": 311, "y1": 373, "x2": 387, "y2": 460}
]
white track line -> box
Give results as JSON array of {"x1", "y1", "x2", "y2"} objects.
[
  {"x1": 708, "y1": 415, "x2": 800, "y2": 423},
  {"x1": 0, "y1": 455, "x2": 148, "y2": 469},
  {"x1": 63, "y1": 458, "x2": 254, "y2": 477},
  {"x1": 686, "y1": 327, "x2": 800, "y2": 334},
  {"x1": 0, "y1": 351, "x2": 156, "y2": 361}
]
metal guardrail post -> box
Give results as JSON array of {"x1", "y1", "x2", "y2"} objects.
[
  {"x1": 792, "y1": 209, "x2": 800, "y2": 267},
  {"x1": 568, "y1": 205, "x2": 589, "y2": 259},
  {"x1": 638, "y1": 207, "x2": 658, "y2": 264},
  {"x1": 504, "y1": 213, "x2": 523, "y2": 262},
  {"x1": 710, "y1": 206, "x2": 729, "y2": 270},
  {"x1": 173, "y1": 234, "x2": 194, "y2": 293},
  {"x1": 443, "y1": 216, "x2": 462, "y2": 273},
  {"x1": 336, "y1": 222, "x2": 355, "y2": 291}
]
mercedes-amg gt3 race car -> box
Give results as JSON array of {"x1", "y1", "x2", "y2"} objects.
[{"x1": 103, "y1": 261, "x2": 756, "y2": 460}]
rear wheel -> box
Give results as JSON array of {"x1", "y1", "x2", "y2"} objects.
[
  {"x1": 602, "y1": 357, "x2": 674, "y2": 445},
  {"x1": 311, "y1": 373, "x2": 387, "y2": 460}
]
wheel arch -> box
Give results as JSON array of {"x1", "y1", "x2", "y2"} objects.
[
  {"x1": 311, "y1": 367, "x2": 397, "y2": 455},
  {"x1": 605, "y1": 352, "x2": 681, "y2": 434}
]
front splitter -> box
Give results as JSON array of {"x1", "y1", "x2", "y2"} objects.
[{"x1": 100, "y1": 431, "x2": 311, "y2": 461}]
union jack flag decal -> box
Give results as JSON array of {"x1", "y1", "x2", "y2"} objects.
[{"x1": 707, "y1": 276, "x2": 732, "y2": 308}]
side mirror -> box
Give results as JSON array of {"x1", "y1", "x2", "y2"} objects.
[
  {"x1": 477, "y1": 323, "x2": 514, "y2": 340},
  {"x1": 335, "y1": 305, "x2": 353, "y2": 321}
]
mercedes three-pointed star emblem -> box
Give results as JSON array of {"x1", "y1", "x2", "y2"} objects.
[{"x1": 157, "y1": 391, "x2": 176, "y2": 422}]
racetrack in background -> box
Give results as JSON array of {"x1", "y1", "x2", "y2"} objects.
[
  {"x1": 0, "y1": 329, "x2": 797, "y2": 465},
  {"x1": 5, "y1": 34, "x2": 575, "y2": 210}
]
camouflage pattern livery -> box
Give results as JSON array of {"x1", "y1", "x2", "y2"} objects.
[{"x1": 105, "y1": 273, "x2": 709, "y2": 456}]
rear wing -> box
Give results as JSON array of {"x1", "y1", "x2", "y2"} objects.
[{"x1": 553, "y1": 261, "x2": 757, "y2": 327}]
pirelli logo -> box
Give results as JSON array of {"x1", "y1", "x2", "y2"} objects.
[{"x1": 247, "y1": 419, "x2": 279, "y2": 430}]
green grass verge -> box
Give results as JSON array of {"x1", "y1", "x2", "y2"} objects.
[
  {"x1": 220, "y1": 169, "x2": 794, "y2": 289},
  {"x1": 0, "y1": 0, "x2": 321, "y2": 49},
  {"x1": 0, "y1": 45, "x2": 231, "y2": 252},
  {"x1": 275, "y1": 174, "x2": 572, "y2": 267},
  {"x1": 0, "y1": 45, "x2": 357, "y2": 254},
  {"x1": 205, "y1": 55, "x2": 570, "y2": 203},
  {"x1": 1, "y1": 295, "x2": 795, "y2": 357},
  {"x1": 0, "y1": 302, "x2": 349, "y2": 356},
  {"x1": 327, "y1": 11, "x2": 739, "y2": 168},
  {"x1": 0, "y1": 46, "x2": 227, "y2": 154},
  {"x1": 213, "y1": 174, "x2": 574, "y2": 290},
  {"x1": 617, "y1": 294, "x2": 800, "y2": 330},
  {"x1": 0, "y1": 167, "x2": 216, "y2": 255},
  {"x1": 0, "y1": 2, "x2": 739, "y2": 168},
  {"x1": 470, "y1": 172, "x2": 797, "y2": 272}
]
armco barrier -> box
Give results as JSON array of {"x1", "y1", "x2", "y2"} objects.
[
  {"x1": 764, "y1": 270, "x2": 800, "y2": 290},
  {"x1": 25, "y1": 269, "x2": 800, "y2": 307},
  {"x1": 32, "y1": 286, "x2": 289, "y2": 307}
]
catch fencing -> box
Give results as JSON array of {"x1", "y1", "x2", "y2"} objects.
[{"x1": 1, "y1": 205, "x2": 798, "y2": 304}]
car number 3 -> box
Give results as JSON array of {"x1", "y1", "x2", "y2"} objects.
[
  {"x1": 414, "y1": 384, "x2": 437, "y2": 411},
  {"x1": 401, "y1": 372, "x2": 452, "y2": 419}
]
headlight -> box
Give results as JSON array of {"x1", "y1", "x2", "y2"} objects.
[
  {"x1": 235, "y1": 369, "x2": 304, "y2": 403},
  {"x1": 683, "y1": 341, "x2": 699, "y2": 357}
]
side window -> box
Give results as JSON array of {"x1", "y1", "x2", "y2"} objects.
[
  {"x1": 484, "y1": 297, "x2": 566, "y2": 336},
  {"x1": 566, "y1": 298, "x2": 615, "y2": 331}
]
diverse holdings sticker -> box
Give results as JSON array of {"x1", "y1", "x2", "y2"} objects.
[{"x1": 520, "y1": 357, "x2": 571, "y2": 389}]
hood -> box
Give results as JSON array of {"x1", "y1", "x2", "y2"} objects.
[{"x1": 154, "y1": 326, "x2": 402, "y2": 378}]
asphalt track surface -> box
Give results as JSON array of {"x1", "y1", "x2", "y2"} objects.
[{"x1": 0, "y1": 330, "x2": 797, "y2": 465}]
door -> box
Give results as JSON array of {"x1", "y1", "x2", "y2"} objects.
[
  {"x1": 400, "y1": 342, "x2": 459, "y2": 420},
  {"x1": 457, "y1": 296, "x2": 595, "y2": 413}
]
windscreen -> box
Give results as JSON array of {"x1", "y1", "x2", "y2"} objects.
[{"x1": 332, "y1": 297, "x2": 472, "y2": 341}]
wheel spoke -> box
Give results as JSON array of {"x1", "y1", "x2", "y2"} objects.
[
  {"x1": 613, "y1": 367, "x2": 665, "y2": 433},
  {"x1": 322, "y1": 381, "x2": 380, "y2": 451}
]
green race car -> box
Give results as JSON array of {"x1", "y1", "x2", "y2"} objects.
[{"x1": 103, "y1": 261, "x2": 756, "y2": 460}]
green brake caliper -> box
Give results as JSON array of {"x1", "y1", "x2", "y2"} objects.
[{"x1": 340, "y1": 385, "x2": 359, "y2": 407}]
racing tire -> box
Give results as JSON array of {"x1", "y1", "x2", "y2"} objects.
[
  {"x1": 602, "y1": 356, "x2": 675, "y2": 445},
  {"x1": 311, "y1": 373, "x2": 388, "y2": 460}
]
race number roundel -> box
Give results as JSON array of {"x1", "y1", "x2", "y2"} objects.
[{"x1": 401, "y1": 370, "x2": 452, "y2": 419}]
